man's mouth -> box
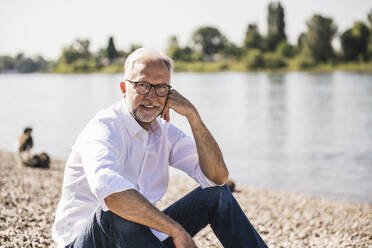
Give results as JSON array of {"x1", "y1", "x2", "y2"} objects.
[{"x1": 140, "y1": 104, "x2": 160, "y2": 111}]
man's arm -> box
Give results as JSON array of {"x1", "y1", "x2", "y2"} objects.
[
  {"x1": 161, "y1": 90, "x2": 229, "y2": 185},
  {"x1": 105, "y1": 190, "x2": 197, "y2": 248}
]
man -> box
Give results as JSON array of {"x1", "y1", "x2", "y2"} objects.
[{"x1": 52, "y1": 48, "x2": 267, "y2": 248}]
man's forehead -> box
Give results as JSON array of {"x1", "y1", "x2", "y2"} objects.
[
  {"x1": 130, "y1": 57, "x2": 170, "y2": 82},
  {"x1": 133, "y1": 57, "x2": 168, "y2": 70}
]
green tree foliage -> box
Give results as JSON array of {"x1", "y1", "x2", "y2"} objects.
[
  {"x1": 297, "y1": 33, "x2": 306, "y2": 51},
  {"x1": 107, "y1": 37, "x2": 119, "y2": 63},
  {"x1": 368, "y1": 8, "x2": 372, "y2": 26},
  {"x1": 243, "y1": 24, "x2": 262, "y2": 50},
  {"x1": 276, "y1": 41, "x2": 295, "y2": 58},
  {"x1": 263, "y1": 52, "x2": 287, "y2": 68},
  {"x1": 292, "y1": 53, "x2": 316, "y2": 68},
  {"x1": 192, "y1": 26, "x2": 227, "y2": 57},
  {"x1": 0, "y1": 56, "x2": 15, "y2": 71},
  {"x1": 60, "y1": 39, "x2": 91, "y2": 64},
  {"x1": 266, "y1": 2, "x2": 286, "y2": 51},
  {"x1": 55, "y1": 39, "x2": 100, "y2": 73},
  {"x1": 0, "y1": 54, "x2": 49, "y2": 73},
  {"x1": 167, "y1": 36, "x2": 193, "y2": 62},
  {"x1": 223, "y1": 41, "x2": 242, "y2": 59},
  {"x1": 341, "y1": 22, "x2": 370, "y2": 61},
  {"x1": 367, "y1": 9, "x2": 372, "y2": 59},
  {"x1": 243, "y1": 49, "x2": 264, "y2": 69},
  {"x1": 303, "y1": 15, "x2": 337, "y2": 62}
]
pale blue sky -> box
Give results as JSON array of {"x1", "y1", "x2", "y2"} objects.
[{"x1": 0, "y1": 0, "x2": 371, "y2": 59}]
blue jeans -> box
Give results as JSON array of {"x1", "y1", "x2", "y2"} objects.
[{"x1": 66, "y1": 185, "x2": 268, "y2": 248}]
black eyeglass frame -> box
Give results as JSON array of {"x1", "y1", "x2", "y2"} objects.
[{"x1": 125, "y1": 79, "x2": 172, "y2": 97}]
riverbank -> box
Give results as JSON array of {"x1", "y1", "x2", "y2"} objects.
[
  {"x1": 47, "y1": 61, "x2": 372, "y2": 74},
  {"x1": 0, "y1": 150, "x2": 371, "y2": 247}
]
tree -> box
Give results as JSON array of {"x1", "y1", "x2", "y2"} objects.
[
  {"x1": 297, "y1": 33, "x2": 306, "y2": 51},
  {"x1": 341, "y1": 21, "x2": 370, "y2": 61},
  {"x1": 166, "y1": 36, "x2": 193, "y2": 62},
  {"x1": 223, "y1": 41, "x2": 242, "y2": 59},
  {"x1": 243, "y1": 24, "x2": 262, "y2": 50},
  {"x1": 368, "y1": 8, "x2": 372, "y2": 27},
  {"x1": 303, "y1": 15, "x2": 337, "y2": 62},
  {"x1": 192, "y1": 26, "x2": 227, "y2": 57},
  {"x1": 15, "y1": 57, "x2": 38, "y2": 73},
  {"x1": 266, "y1": 2, "x2": 286, "y2": 51},
  {"x1": 0, "y1": 56, "x2": 15, "y2": 72},
  {"x1": 366, "y1": 8, "x2": 372, "y2": 59},
  {"x1": 60, "y1": 39, "x2": 91, "y2": 64},
  {"x1": 276, "y1": 41, "x2": 295, "y2": 58},
  {"x1": 167, "y1": 36, "x2": 182, "y2": 60},
  {"x1": 243, "y1": 49, "x2": 264, "y2": 69},
  {"x1": 107, "y1": 37, "x2": 119, "y2": 63}
]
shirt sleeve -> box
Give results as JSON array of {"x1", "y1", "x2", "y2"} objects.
[
  {"x1": 77, "y1": 120, "x2": 136, "y2": 211},
  {"x1": 169, "y1": 127, "x2": 218, "y2": 189}
]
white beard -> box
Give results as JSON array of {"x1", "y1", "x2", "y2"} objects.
[{"x1": 133, "y1": 107, "x2": 161, "y2": 123}]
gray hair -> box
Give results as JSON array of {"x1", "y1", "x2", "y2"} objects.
[{"x1": 124, "y1": 48, "x2": 173, "y2": 79}]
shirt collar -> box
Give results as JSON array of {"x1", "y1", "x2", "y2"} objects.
[{"x1": 118, "y1": 100, "x2": 163, "y2": 137}]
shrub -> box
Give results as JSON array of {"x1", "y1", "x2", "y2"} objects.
[
  {"x1": 263, "y1": 53, "x2": 287, "y2": 68},
  {"x1": 243, "y1": 49, "x2": 264, "y2": 69}
]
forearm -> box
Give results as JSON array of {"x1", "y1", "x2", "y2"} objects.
[
  {"x1": 105, "y1": 189, "x2": 184, "y2": 238},
  {"x1": 187, "y1": 110, "x2": 229, "y2": 185}
]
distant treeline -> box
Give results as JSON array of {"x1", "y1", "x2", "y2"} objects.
[{"x1": 1, "y1": 2, "x2": 372, "y2": 73}]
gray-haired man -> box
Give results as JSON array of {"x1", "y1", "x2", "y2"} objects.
[{"x1": 53, "y1": 48, "x2": 267, "y2": 248}]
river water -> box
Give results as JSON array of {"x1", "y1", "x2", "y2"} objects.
[{"x1": 0, "y1": 71, "x2": 371, "y2": 202}]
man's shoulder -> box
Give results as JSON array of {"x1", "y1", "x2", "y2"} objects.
[
  {"x1": 94, "y1": 101, "x2": 122, "y2": 123},
  {"x1": 74, "y1": 102, "x2": 126, "y2": 143}
]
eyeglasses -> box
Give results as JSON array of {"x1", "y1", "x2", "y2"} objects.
[{"x1": 125, "y1": 80, "x2": 172, "y2": 97}]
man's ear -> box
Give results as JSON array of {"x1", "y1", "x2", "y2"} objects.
[{"x1": 120, "y1": 81, "x2": 126, "y2": 96}]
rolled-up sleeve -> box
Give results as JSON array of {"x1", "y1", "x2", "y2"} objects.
[
  {"x1": 169, "y1": 129, "x2": 217, "y2": 189},
  {"x1": 78, "y1": 120, "x2": 136, "y2": 211}
]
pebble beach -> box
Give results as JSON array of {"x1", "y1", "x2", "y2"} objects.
[{"x1": 0, "y1": 150, "x2": 371, "y2": 248}]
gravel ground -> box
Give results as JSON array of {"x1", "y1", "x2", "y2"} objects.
[{"x1": 0, "y1": 150, "x2": 371, "y2": 247}]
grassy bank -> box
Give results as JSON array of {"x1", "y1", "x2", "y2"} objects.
[
  {"x1": 49, "y1": 61, "x2": 372, "y2": 74},
  {"x1": 173, "y1": 61, "x2": 372, "y2": 73}
]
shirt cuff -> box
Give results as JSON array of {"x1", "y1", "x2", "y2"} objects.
[
  {"x1": 97, "y1": 176, "x2": 136, "y2": 211},
  {"x1": 194, "y1": 165, "x2": 223, "y2": 189}
]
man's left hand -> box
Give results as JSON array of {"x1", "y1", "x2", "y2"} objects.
[{"x1": 161, "y1": 89, "x2": 197, "y2": 122}]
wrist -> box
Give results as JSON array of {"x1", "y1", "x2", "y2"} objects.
[{"x1": 169, "y1": 222, "x2": 186, "y2": 238}]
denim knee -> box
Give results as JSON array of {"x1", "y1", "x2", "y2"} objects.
[
  {"x1": 204, "y1": 184, "x2": 231, "y2": 197},
  {"x1": 201, "y1": 184, "x2": 232, "y2": 207}
]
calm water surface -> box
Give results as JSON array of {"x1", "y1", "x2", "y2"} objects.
[{"x1": 1, "y1": 71, "x2": 371, "y2": 202}]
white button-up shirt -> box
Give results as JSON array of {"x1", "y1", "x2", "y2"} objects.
[{"x1": 52, "y1": 100, "x2": 217, "y2": 247}]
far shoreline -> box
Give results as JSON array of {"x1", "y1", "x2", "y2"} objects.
[{"x1": 2, "y1": 61, "x2": 372, "y2": 75}]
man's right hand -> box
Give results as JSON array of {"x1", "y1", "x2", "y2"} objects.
[{"x1": 172, "y1": 229, "x2": 198, "y2": 248}]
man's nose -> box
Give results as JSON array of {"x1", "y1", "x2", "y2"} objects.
[{"x1": 146, "y1": 86, "x2": 157, "y2": 99}]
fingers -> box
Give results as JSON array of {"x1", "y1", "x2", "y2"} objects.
[
  {"x1": 161, "y1": 102, "x2": 170, "y2": 122},
  {"x1": 165, "y1": 110, "x2": 170, "y2": 122}
]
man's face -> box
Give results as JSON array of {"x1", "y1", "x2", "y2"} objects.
[{"x1": 122, "y1": 57, "x2": 170, "y2": 128}]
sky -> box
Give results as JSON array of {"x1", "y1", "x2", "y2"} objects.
[{"x1": 0, "y1": 0, "x2": 371, "y2": 60}]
